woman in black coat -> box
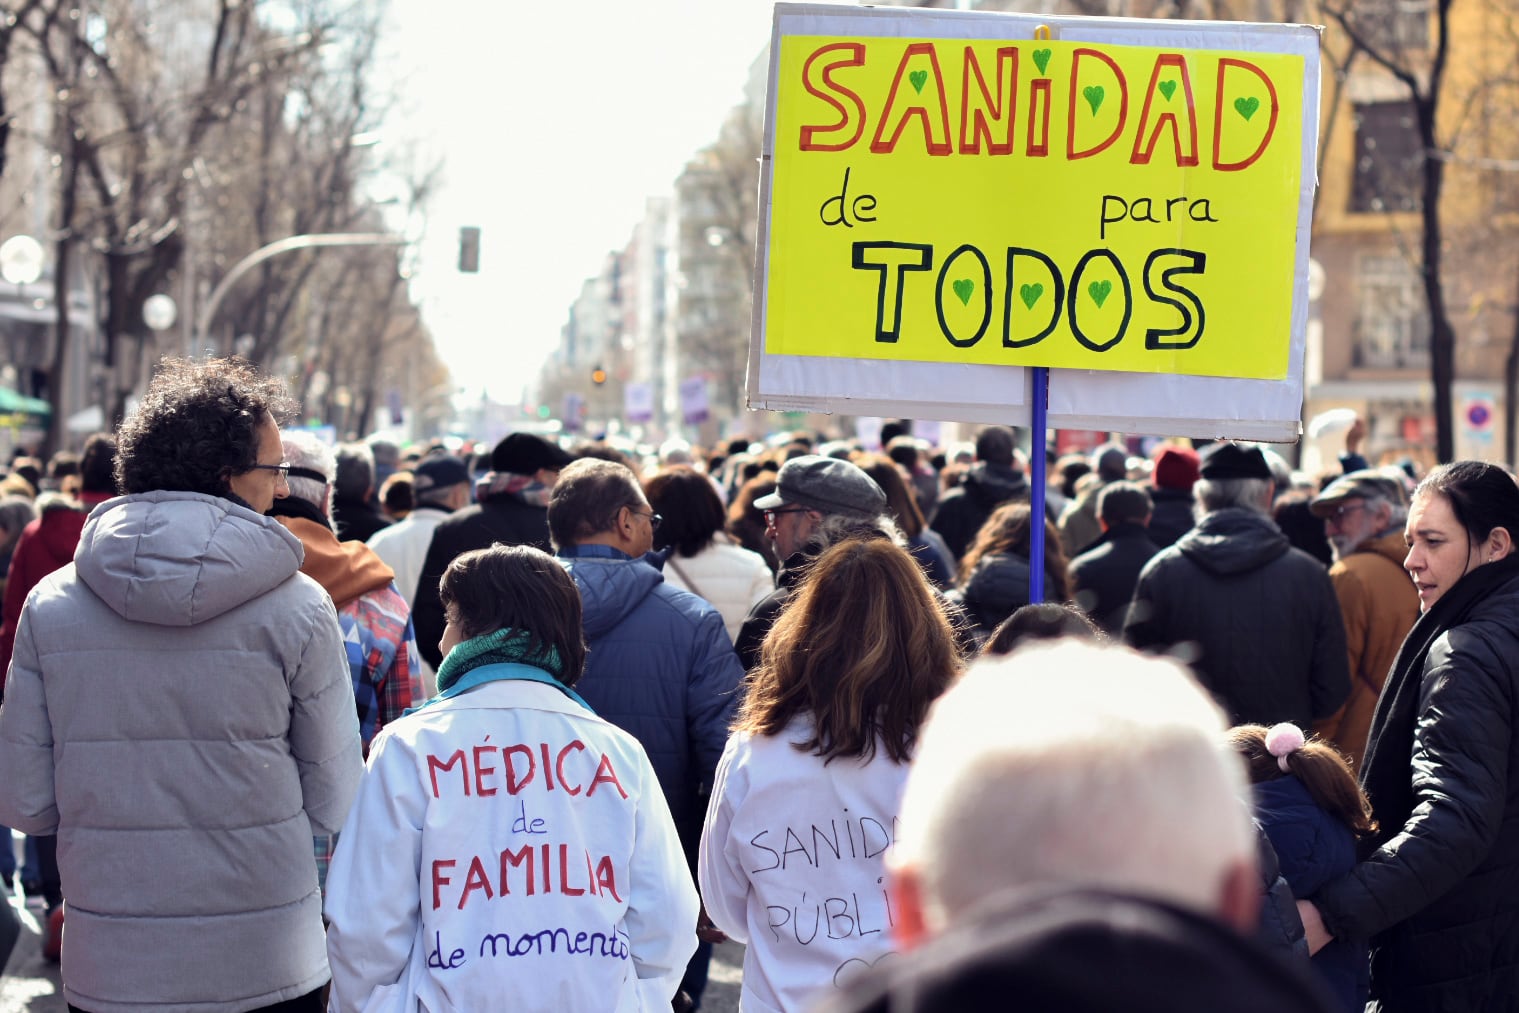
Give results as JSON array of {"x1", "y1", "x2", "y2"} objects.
[
  {"x1": 949, "y1": 502, "x2": 1071, "y2": 640},
  {"x1": 1301, "y1": 461, "x2": 1519, "y2": 1012}
]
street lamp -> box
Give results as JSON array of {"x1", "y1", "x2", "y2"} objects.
[{"x1": 0, "y1": 235, "x2": 44, "y2": 287}]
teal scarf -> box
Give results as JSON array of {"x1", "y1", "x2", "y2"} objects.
[{"x1": 408, "y1": 628, "x2": 592, "y2": 714}]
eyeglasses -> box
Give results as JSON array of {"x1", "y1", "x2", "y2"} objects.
[
  {"x1": 764, "y1": 507, "x2": 809, "y2": 526},
  {"x1": 632, "y1": 509, "x2": 663, "y2": 531},
  {"x1": 1325, "y1": 501, "x2": 1367, "y2": 522},
  {"x1": 248, "y1": 462, "x2": 292, "y2": 478}
]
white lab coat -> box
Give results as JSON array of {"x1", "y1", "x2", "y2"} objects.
[{"x1": 325, "y1": 679, "x2": 698, "y2": 1012}]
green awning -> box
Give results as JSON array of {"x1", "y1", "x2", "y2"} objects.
[{"x1": 0, "y1": 388, "x2": 51, "y2": 416}]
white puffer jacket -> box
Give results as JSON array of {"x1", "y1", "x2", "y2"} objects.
[{"x1": 661, "y1": 537, "x2": 774, "y2": 643}]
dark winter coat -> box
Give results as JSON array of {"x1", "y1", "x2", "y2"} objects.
[
  {"x1": 1256, "y1": 777, "x2": 1366, "y2": 1013},
  {"x1": 1146, "y1": 486, "x2": 1196, "y2": 548},
  {"x1": 1256, "y1": 816, "x2": 1309, "y2": 961},
  {"x1": 1315, "y1": 557, "x2": 1519, "y2": 1013},
  {"x1": 820, "y1": 888, "x2": 1337, "y2": 1013},
  {"x1": 951, "y1": 550, "x2": 1066, "y2": 639},
  {"x1": 331, "y1": 494, "x2": 392, "y2": 544},
  {"x1": 558, "y1": 543, "x2": 744, "y2": 829},
  {"x1": 1068, "y1": 522, "x2": 1160, "y2": 635},
  {"x1": 412, "y1": 494, "x2": 553, "y2": 669},
  {"x1": 929, "y1": 462, "x2": 1029, "y2": 564},
  {"x1": 1124, "y1": 507, "x2": 1349, "y2": 728}
]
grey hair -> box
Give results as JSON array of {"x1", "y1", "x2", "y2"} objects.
[
  {"x1": 1193, "y1": 476, "x2": 1273, "y2": 519},
  {"x1": 895, "y1": 640, "x2": 1253, "y2": 931},
  {"x1": 803, "y1": 512, "x2": 906, "y2": 556},
  {"x1": 280, "y1": 431, "x2": 337, "y2": 517}
]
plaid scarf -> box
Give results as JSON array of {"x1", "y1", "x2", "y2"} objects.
[{"x1": 474, "y1": 471, "x2": 551, "y2": 508}]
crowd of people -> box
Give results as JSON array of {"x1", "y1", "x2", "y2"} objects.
[{"x1": 0, "y1": 355, "x2": 1516, "y2": 1013}]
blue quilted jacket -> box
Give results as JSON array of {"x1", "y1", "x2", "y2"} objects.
[
  {"x1": 559, "y1": 544, "x2": 744, "y2": 827},
  {"x1": 1256, "y1": 775, "x2": 1368, "y2": 1013}
]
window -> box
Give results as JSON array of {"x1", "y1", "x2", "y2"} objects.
[
  {"x1": 1351, "y1": 101, "x2": 1423, "y2": 213},
  {"x1": 1353, "y1": 0, "x2": 1431, "y2": 52},
  {"x1": 1352, "y1": 255, "x2": 1429, "y2": 369}
]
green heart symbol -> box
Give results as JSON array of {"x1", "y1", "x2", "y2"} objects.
[
  {"x1": 1083, "y1": 85, "x2": 1105, "y2": 115},
  {"x1": 952, "y1": 278, "x2": 975, "y2": 306},
  {"x1": 1019, "y1": 283, "x2": 1044, "y2": 310},
  {"x1": 1158, "y1": 80, "x2": 1177, "y2": 102},
  {"x1": 1088, "y1": 280, "x2": 1113, "y2": 308},
  {"x1": 1032, "y1": 48, "x2": 1051, "y2": 75},
  {"x1": 1234, "y1": 96, "x2": 1260, "y2": 121},
  {"x1": 910, "y1": 70, "x2": 928, "y2": 94}
]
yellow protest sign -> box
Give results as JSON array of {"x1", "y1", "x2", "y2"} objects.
[{"x1": 761, "y1": 34, "x2": 1305, "y2": 380}]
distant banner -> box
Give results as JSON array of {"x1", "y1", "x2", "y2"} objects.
[
  {"x1": 679, "y1": 377, "x2": 710, "y2": 425},
  {"x1": 624, "y1": 382, "x2": 654, "y2": 424},
  {"x1": 762, "y1": 33, "x2": 1305, "y2": 380}
]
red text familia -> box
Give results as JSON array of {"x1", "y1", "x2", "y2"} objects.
[{"x1": 796, "y1": 42, "x2": 1280, "y2": 171}]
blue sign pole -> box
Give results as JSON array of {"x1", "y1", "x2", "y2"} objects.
[{"x1": 1029, "y1": 366, "x2": 1049, "y2": 605}]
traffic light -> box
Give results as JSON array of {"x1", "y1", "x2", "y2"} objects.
[
  {"x1": 591, "y1": 365, "x2": 607, "y2": 386},
  {"x1": 458, "y1": 226, "x2": 481, "y2": 273}
]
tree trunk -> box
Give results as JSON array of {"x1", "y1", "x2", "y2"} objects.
[
  {"x1": 45, "y1": 133, "x2": 83, "y2": 457},
  {"x1": 1417, "y1": 108, "x2": 1454, "y2": 463}
]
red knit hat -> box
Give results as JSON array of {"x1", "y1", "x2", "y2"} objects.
[{"x1": 1151, "y1": 446, "x2": 1201, "y2": 491}]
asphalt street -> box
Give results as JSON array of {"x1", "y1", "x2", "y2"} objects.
[{"x1": 2, "y1": 895, "x2": 744, "y2": 1013}]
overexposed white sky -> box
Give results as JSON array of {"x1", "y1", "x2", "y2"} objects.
[{"x1": 381, "y1": 0, "x2": 852, "y2": 403}]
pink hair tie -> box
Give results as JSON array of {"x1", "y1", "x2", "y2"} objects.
[{"x1": 1265, "y1": 722, "x2": 1306, "y2": 773}]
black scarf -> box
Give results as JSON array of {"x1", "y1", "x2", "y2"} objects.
[
  {"x1": 1358, "y1": 554, "x2": 1519, "y2": 852},
  {"x1": 268, "y1": 495, "x2": 332, "y2": 530}
]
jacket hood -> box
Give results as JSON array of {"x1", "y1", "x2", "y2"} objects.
[
  {"x1": 559, "y1": 544, "x2": 665, "y2": 639},
  {"x1": 963, "y1": 462, "x2": 1029, "y2": 508},
  {"x1": 1176, "y1": 508, "x2": 1289, "y2": 576},
  {"x1": 74, "y1": 491, "x2": 306, "y2": 627},
  {"x1": 1358, "y1": 528, "x2": 1411, "y2": 571},
  {"x1": 276, "y1": 515, "x2": 394, "y2": 608}
]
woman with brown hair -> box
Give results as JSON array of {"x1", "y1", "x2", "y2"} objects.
[
  {"x1": 951, "y1": 501, "x2": 1072, "y2": 641},
  {"x1": 726, "y1": 472, "x2": 781, "y2": 575},
  {"x1": 699, "y1": 538, "x2": 961, "y2": 1012}
]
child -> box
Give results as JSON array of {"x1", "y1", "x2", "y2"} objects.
[{"x1": 1230, "y1": 722, "x2": 1374, "y2": 1013}]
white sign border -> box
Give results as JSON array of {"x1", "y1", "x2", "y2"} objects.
[{"x1": 745, "y1": 4, "x2": 1322, "y2": 442}]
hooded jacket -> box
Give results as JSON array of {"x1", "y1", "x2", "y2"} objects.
[
  {"x1": 0, "y1": 491, "x2": 363, "y2": 1013},
  {"x1": 1125, "y1": 507, "x2": 1350, "y2": 728},
  {"x1": 1312, "y1": 529, "x2": 1420, "y2": 772},
  {"x1": 558, "y1": 544, "x2": 743, "y2": 829},
  {"x1": 928, "y1": 462, "x2": 1030, "y2": 564}
]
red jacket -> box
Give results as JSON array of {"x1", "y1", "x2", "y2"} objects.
[{"x1": 0, "y1": 495, "x2": 106, "y2": 685}]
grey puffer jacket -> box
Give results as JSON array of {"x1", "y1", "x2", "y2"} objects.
[{"x1": 0, "y1": 491, "x2": 363, "y2": 1013}]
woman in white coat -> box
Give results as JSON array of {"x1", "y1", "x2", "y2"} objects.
[
  {"x1": 325, "y1": 544, "x2": 698, "y2": 1012},
  {"x1": 699, "y1": 539, "x2": 962, "y2": 1013},
  {"x1": 646, "y1": 466, "x2": 773, "y2": 643}
]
